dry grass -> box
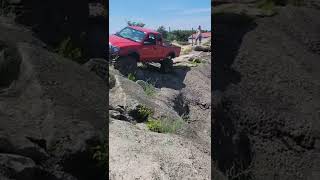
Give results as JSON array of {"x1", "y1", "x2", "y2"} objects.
[{"x1": 171, "y1": 41, "x2": 193, "y2": 55}]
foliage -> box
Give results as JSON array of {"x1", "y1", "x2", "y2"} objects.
[
  {"x1": 56, "y1": 37, "x2": 84, "y2": 63},
  {"x1": 257, "y1": 0, "x2": 276, "y2": 10},
  {"x1": 167, "y1": 30, "x2": 194, "y2": 42},
  {"x1": 137, "y1": 105, "x2": 153, "y2": 118},
  {"x1": 157, "y1": 26, "x2": 168, "y2": 39},
  {"x1": 147, "y1": 117, "x2": 184, "y2": 134},
  {"x1": 92, "y1": 131, "x2": 108, "y2": 175},
  {"x1": 191, "y1": 58, "x2": 202, "y2": 65},
  {"x1": 127, "y1": 73, "x2": 136, "y2": 82},
  {"x1": 156, "y1": 25, "x2": 210, "y2": 42},
  {"x1": 134, "y1": 105, "x2": 153, "y2": 122},
  {"x1": 143, "y1": 81, "x2": 156, "y2": 96},
  {"x1": 127, "y1": 21, "x2": 145, "y2": 27}
]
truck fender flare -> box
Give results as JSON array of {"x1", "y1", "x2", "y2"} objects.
[{"x1": 166, "y1": 52, "x2": 175, "y2": 59}]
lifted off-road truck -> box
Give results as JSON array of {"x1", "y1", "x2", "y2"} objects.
[{"x1": 109, "y1": 26, "x2": 181, "y2": 74}]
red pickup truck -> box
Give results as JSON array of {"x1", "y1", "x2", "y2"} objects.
[{"x1": 109, "y1": 26, "x2": 181, "y2": 74}]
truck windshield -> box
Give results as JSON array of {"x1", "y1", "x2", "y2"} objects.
[{"x1": 116, "y1": 27, "x2": 145, "y2": 42}]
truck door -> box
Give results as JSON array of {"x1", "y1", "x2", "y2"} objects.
[
  {"x1": 155, "y1": 34, "x2": 165, "y2": 60},
  {"x1": 140, "y1": 33, "x2": 158, "y2": 61}
]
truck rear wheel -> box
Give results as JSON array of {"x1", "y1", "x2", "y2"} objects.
[
  {"x1": 160, "y1": 56, "x2": 173, "y2": 73},
  {"x1": 114, "y1": 56, "x2": 137, "y2": 75}
]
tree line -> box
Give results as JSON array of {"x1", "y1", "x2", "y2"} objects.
[{"x1": 127, "y1": 21, "x2": 209, "y2": 42}]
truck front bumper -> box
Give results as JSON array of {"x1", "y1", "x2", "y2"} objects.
[{"x1": 109, "y1": 43, "x2": 120, "y2": 60}]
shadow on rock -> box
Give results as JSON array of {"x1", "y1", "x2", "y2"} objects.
[
  {"x1": 135, "y1": 64, "x2": 191, "y2": 90},
  {"x1": 213, "y1": 13, "x2": 257, "y2": 91},
  {"x1": 212, "y1": 98, "x2": 253, "y2": 180}
]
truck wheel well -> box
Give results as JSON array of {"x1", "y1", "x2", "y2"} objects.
[
  {"x1": 167, "y1": 52, "x2": 175, "y2": 58},
  {"x1": 128, "y1": 52, "x2": 140, "y2": 61}
]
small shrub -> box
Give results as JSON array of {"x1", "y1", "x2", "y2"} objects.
[
  {"x1": 257, "y1": 0, "x2": 276, "y2": 11},
  {"x1": 147, "y1": 117, "x2": 184, "y2": 133},
  {"x1": 127, "y1": 73, "x2": 136, "y2": 81},
  {"x1": 92, "y1": 144, "x2": 107, "y2": 168},
  {"x1": 56, "y1": 37, "x2": 84, "y2": 63},
  {"x1": 143, "y1": 81, "x2": 156, "y2": 96},
  {"x1": 92, "y1": 135, "x2": 108, "y2": 175},
  {"x1": 137, "y1": 105, "x2": 153, "y2": 118},
  {"x1": 130, "y1": 105, "x2": 154, "y2": 122},
  {"x1": 190, "y1": 58, "x2": 202, "y2": 66}
]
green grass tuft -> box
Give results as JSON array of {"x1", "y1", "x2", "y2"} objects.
[
  {"x1": 56, "y1": 37, "x2": 84, "y2": 63},
  {"x1": 147, "y1": 117, "x2": 184, "y2": 134},
  {"x1": 142, "y1": 81, "x2": 156, "y2": 96},
  {"x1": 257, "y1": 0, "x2": 276, "y2": 11},
  {"x1": 137, "y1": 105, "x2": 153, "y2": 119},
  {"x1": 127, "y1": 73, "x2": 136, "y2": 81},
  {"x1": 91, "y1": 130, "x2": 108, "y2": 176}
]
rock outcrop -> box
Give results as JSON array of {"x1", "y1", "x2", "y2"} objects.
[
  {"x1": 0, "y1": 17, "x2": 107, "y2": 180},
  {"x1": 108, "y1": 48, "x2": 214, "y2": 179},
  {"x1": 213, "y1": 4, "x2": 320, "y2": 180}
]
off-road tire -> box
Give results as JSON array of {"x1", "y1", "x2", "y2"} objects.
[
  {"x1": 160, "y1": 56, "x2": 173, "y2": 73},
  {"x1": 114, "y1": 56, "x2": 137, "y2": 75}
]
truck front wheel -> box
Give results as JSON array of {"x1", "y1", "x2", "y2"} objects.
[
  {"x1": 114, "y1": 56, "x2": 137, "y2": 75},
  {"x1": 160, "y1": 56, "x2": 173, "y2": 73}
]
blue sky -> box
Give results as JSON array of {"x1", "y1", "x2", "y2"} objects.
[{"x1": 109, "y1": 0, "x2": 211, "y2": 34}]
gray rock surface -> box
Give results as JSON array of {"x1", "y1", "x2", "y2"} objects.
[
  {"x1": 109, "y1": 118, "x2": 211, "y2": 180},
  {"x1": 213, "y1": 4, "x2": 320, "y2": 180},
  {"x1": 0, "y1": 17, "x2": 107, "y2": 180},
  {"x1": 109, "y1": 72, "x2": 181, "y2": 122},
  {"x1": 109, "y1": 45, "x2": 214, "y2": 179},
  {"x1": 0, "y1": 153, "x2": 36, "y2": 179}
]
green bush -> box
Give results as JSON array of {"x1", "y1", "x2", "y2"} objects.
[
  {"x1": 192, "y1": 58, "x2": 202, "y2": 64},
  {"x1": 147, "y1": 117, "x2": 184, "y2": 134},
  {"x1": 56, "y1": 37, "x2": 84, "y2": 63},
  {"x1": 157, "y1": 26, "x2": 168, "y2": 39},
  {"x1": 257, "y1": 0, "x2": 276, "y2": 11},
  {"x1": 139, "y1": 80, "x2": 156, "y2": 96},
  {"x1": 92, "y1": 144, "x2": 107, "y2": 168},
  {"x1": 92, "y1": 133, "x2": 108, "y2": 175},
  {"x1": 144, "y1": 82, "x2": 156, "y2": 96},
  {"x1": 167, "y1": 30, "x2": 194, "y2": 42},
  {"x1": 137, "y1": 105, "x2": 153, "y2": 119},
  {"x1": 127, "y1": 73, "x2": 136, "y2": 81}
]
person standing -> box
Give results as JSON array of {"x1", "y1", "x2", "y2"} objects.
[{"x1": 195, "y1": 25, "x2": 202, "y2": 45}]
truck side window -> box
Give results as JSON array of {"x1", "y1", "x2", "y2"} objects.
[
  {"x1": 156, "y1": 34, "x2": 162, "y2": 45},
  {"x1": 148, "y1": 34, "x2": 156, "y2": 45}
]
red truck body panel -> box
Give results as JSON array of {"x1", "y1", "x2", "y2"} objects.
[{"x1": 109, "y1": 26, "x2": 181, "y2": 62}]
